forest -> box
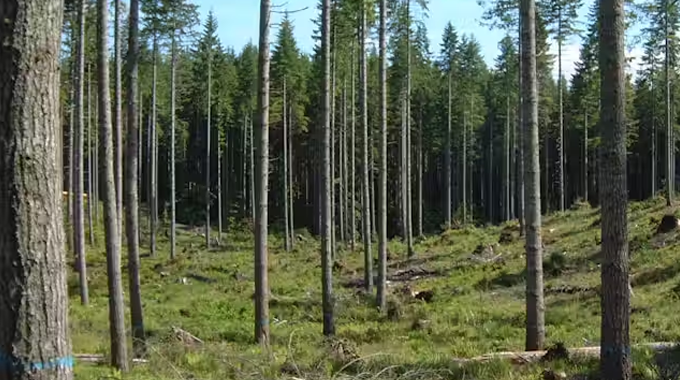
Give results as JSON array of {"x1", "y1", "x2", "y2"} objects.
[{"x1": 1, "y1": 0, "x2": 679, "y2": 379}]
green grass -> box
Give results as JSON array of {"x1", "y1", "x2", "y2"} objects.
[{"x1": 71, "y1": 198, "x2": 680, "y2": 379}]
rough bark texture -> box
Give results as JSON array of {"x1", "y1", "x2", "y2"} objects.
[
  {"x1": 377, "y1": 0, "x2": 388, "y2": 311},
  {"x1": 322, "y1": 0, "x2": 336, "y2": 336},
  {"x1": 0, "y1": 0, "x2": 74, "y2": 378},
  {"x1": 599, "y1": 0, "x2": 632, "y2": 378},
  {"x1": 97, "y1": 0, "x2": 129, "y2": 370},
  {"x1": 360, "y1": 1, "x2": 373, "y2": 292},
  {"x1": 255, "y1": 0, "x2": 271, "y2": 346},
  {"x1": 520, "y1": 0, "x2": 545, "y2": 352},
  {"x1": 125, "y1": 0, "x2": 146, "y2": 358}
]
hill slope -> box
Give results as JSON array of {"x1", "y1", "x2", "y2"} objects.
[{"x1": 72, "y1": 198, "x2": 680, "y2": 379}]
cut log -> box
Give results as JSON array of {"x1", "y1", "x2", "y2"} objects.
[{"x1": 451, "y1": 342, "x2": 677, "y2": 365}]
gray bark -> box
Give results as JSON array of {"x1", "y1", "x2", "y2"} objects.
[
  {"x1": 74, "y1": 0, "x2": 89, "y2": 306},
  {"x1": 255, "y1": 0, "x2": 271, "y2": 346},
  {"x1": 598, "y1": 0, "x2": 632, "y2": 378},
  {"x1": 114, "y1": 0, "x2": 123, "y2": 237},
  {"x1": 520, "y1": 0, "x2": 545, "y2": 351},
  {"x1": 87, "y1": 68, "x2": 95, "y2": 246},
  {"x1": 350, "y1": 42, "x2": 357, "y2": 250},
  {"x1": 377, "y1": 0, "x2": 388, "y2": 311},
  {"x1": 126, "y1": 0, "x2": 146, "y2": 357},
  {"x1": 170, "y1": 32, "x2": 177, "y2": 258},
  {"x1": 97, "y1": 0, "x2": 128, "y2": 369},
  {"x1": 150, "y1": 37, "x2": 158, "y2": 256},
  {"x1": 0, "y1": 0, "x2": 74, "y2": 377},
  {"x1": 405, "y1": 1, "x2": 413, "y2": 257},
  {"x1": 666, "y1": 0, "x2": 674, "y2": 207},
  {"x1": 445, "y1": 72, "x2": 452, "y2": 227},
  {"x1": 322, "y1": 0, "x2": 336, "y2": 336},
  {"x1": 360, "y1": 1, "x2": 373, "y2": 292}
]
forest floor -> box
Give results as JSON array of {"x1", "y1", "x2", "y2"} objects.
[{"x1": 72, "y1": 198, "x2": 680, "y2": 379}]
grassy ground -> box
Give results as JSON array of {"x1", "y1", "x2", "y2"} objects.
[{"x1": 71, "y1": 198, "x2": 680, "y2": 379}]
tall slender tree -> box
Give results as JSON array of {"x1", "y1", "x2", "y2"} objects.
[
  {"x1": 0, "y1": 0, "x2": 74, "y2": 377},
  {"x1": 520, "y1": 0, "x2": 545, "y2": 351},
  {"x1": 126, "y1": 0, "x2": 146, "y2": 358},
  {"x1": 377, "y1": 0, "x2": 388, "y2": 311},
  {"x1": 97, "y1": 0, "x2": 128, "y2": 370},
  {"x1": 360, "y1": 0, "x2": 373, "y2": 293},
  {"x1": 322, "y1": 0, "x2": 336, "y2": 336},
  {"x1": 599, "y1": 0, "x2": 632, "y2": 378},
  {"x1": 254, "y1": 0, "x2": 271, "y2": 346},
  {"x1": 114, "y1": 0, "x2": 123, "y2": 236}
]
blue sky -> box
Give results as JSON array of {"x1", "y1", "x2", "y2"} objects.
[{"x1": 192, "y1": 0, "x2": 644, "y2": 80}]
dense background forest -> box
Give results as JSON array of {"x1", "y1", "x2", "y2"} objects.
[{"x1": 4, "y1": 0, "x2": 676, "y2": 378}]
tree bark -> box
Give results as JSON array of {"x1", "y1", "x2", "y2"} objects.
[
  {"x1": 0, "y1": 0, "x2": 74, "y2": 377},
  {"x1": 360, "y1": 0, "x2": 373, "y2": 292},
  {"x1": 87, "y1": 68, "x2": 95, "y2": 246},
  {"x1": 322, "y1": 0, "x2": 336, "y2": 336},
  {"x1": 666, "y1": 0, "x2": 674, "y2": 207},
  {"x1": 350, "y1": 41, "x2": 357, "y2": 250},
  {"x1": 377, "y1": 0, "x2": 388, "y2": 311},
  {"x1": 557, "y1": 8, "x2": 565, "y2": 212},
  {"x1": 405, "y1": 1, "x2": 414, "y2": 257},
  {"x1": 150, "y1": 36, "x2": 158, "y2": 256},
  {"x1": 445, "y1": 72, "x2": 452, "y2": 228},
  {"x1": 598, "y1": 0, "x2": 632, "y2": 378},
  {"x1": 289, "y1": 103, "x2": 295, "y2": 249},
  {"x1": 520, "y1": 0, "x2": 545, "y2": 351},
  {"x1": 114, "y1": 0, "x2": 123, "y2": 237},
  {"x1": 74, "y1": 0, "x2": 89, "y2": 306},
  {"x1": 170, "y1": 31, "x2": 177, "y2": 258},
  {"x1": 255, "y1": 0, "x2": 271, "y2": 346},
  {"x1": 126, "y1": 0, "x2": 146, "y2": 358},
  {"x1": 97, "y1": 0, "x2": 128, "y2": 370}
]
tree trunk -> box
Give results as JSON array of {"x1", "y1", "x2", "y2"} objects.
[
  {"x1": 206, "y1": 49, "x2": 212, "y2": 249},
  {"x1": 517, "y1": 16, "x2": 525, "y2": 236},
  {"x1": 666, "y1": 0, "x2": 674, "y2": 207},
  {"x1": 87, "y1": 68, "x2": 95, "y2": 246},
  {"x1": 463, "y1": 108, "x2": 468, "y2": 224},
  {"x1": 126, "y1": 0, "x2": 146, "y2": 358},
  {"x1": 138, "y1": 83, "x2": 143, "y2": 244},
  {"x1": 557, "y1": 8, "x2": 565, "y2": 212},
  {"x1": 340, "y1": 81, "x2": 346, "y2": 244},
  {"x1": 405, "y1": 1, "x2": 414, "y2": 257},
  {"x1": 331, "y1": 39, "x2": 337, "y2": 257},
  {"x1": 445, "y1": 72, "x2": 452, "y2": 227},
  {"x1": 97, "y1": 0, "x2": 129, "y2": 369},
  {"x1": 250, "y1": 115, "x2": 256, "y2": 220},
  {"x1": 74, "y1": 0, "x2": 89, "y2": 306},
  {"x1": 598, "y1": 0, "x2": 632, "y2": 378},
  {"x1": 377, "y1": 0, "x2": 388, "y2": 311},
  {"x1": 360, "y1": 0, "x2": 373, "y2": 292},
  {"x1": 114, "y1": 0, "x2": 123, "y2": 237},
  {"x1": 254, "y1": 0, "x2": 271, "y2": 346},
  {"x1": 322, "y1": 0, "x2": 336, "y2": 336},
  {"x1": 417, "y1": 108, "x2": 423, "y2": 237},
  {"x1": 150, "y1": 36, "x2": 158, "y2": 256},
  {"x1": 0, "y1": 1, "x2": 74, "y2": 378},
  {"x1": 350, "y1": 41, "x2": 357, "y2": 250},
  {"x1": 217, "y1": 126, "x2": 223, "y2": 245},
  {"x1": 243, "y1": 114, "x2": 248, "y2": 218},
  {"x1": 170, "y1": 32, "x2": 177, "y2": 259},
  {"x1": 520, "y1": 0, "x2": 545, "y2": 351},
  {"x1": 506, "y1": 95, "x2": 511, "y2": 221},
  {"x1": 289, "y1": 103, "x2": 295, "y2": 249},
  {"x1": 584, "y1": 110, "x2": 589, "y2": 202},
  {"x1": 284, "y1": 77, "x2": 291, "y2": 252}
]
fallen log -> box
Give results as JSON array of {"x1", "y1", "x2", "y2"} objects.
[
  {"x1": 75, "y1": 354, "x2": 148, "y2": 364},
  {"x1": 452, "y1": 342, "x2": 678, "y2": 365}
]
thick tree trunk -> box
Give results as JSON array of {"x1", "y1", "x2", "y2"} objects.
[
  {"x1": 97, "y1": 0, "x2": 128, "y2": 369},
  {"x1": 360, "y1": 1, "x2": 373, "y2": 292},
  {"x1": 74, "y1": 0, "x2": 89, "y2": 306},
  {"x1": 520, "y1": 0, "x2": 545, "y2": 351},
  {"x1": 322, "y1": 0, "x2": 336, "y2": 336},
  {"x1": 598, "y1": 0, "x2": 632, "y2": 378},
  {"x1": 0, "y1": 0, "x2": 74, "y2": 377},
  {"x1": 126, "y1": 0, "x2": 146, "y2": 358},
  {"x1": 254, "y1": 0, "x2": 271, "y2": 346},
  {"x1": 377, "y1": 0, "x2": 388, "y2": 311},
  {"x1": 114, "y1": 0, "x2": 123, "y2": 236}
]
